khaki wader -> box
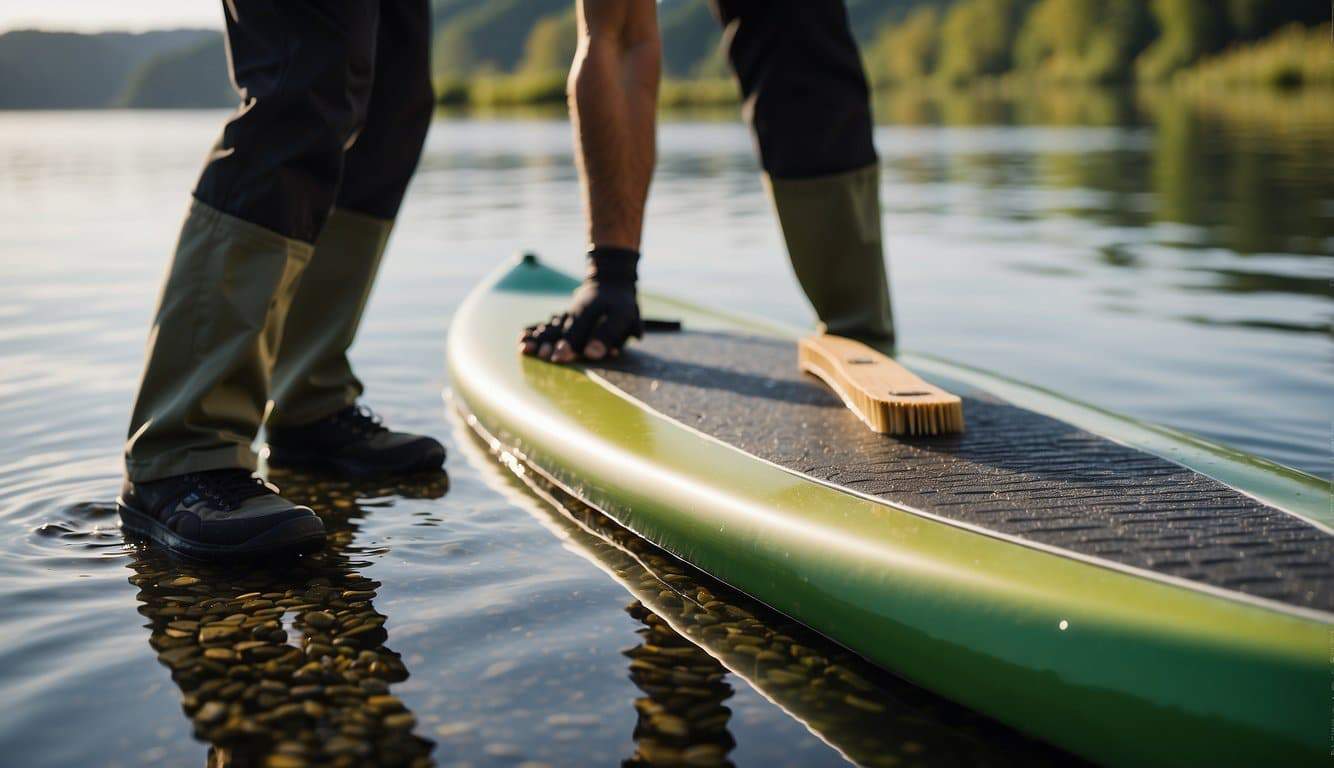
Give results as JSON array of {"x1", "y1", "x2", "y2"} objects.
[
  {"x1": 124, "y1": 0, "x2": 432, "y2": 482},
  {"x1": 125, "y1": 205, "x2": 395, "y2": 482}
]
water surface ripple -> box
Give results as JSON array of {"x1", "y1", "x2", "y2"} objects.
[{"x1": 0, "y1": 96, "x2": 1328, "y2": 766}]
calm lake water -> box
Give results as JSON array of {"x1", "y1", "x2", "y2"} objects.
[{"x1": 0, "y1": 90, "x2": 1329, "y2": 766}]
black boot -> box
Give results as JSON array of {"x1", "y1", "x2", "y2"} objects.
[
  {"x1": 118, "y1": 469, "x2": 325, "y2": 559},
  {"x1": 266, "y1": 404, "x2": 446, "y2": 478}
]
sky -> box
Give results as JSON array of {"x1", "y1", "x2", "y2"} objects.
[{"x1": 0, "y1": 1, "x2": 222, "y2": 33}]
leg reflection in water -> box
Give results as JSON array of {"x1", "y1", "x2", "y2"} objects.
[
  {"x1": 623, "y1": 600, "x2": 735, "y2": 767},
  {"x1": 124, "y1": 469, "x2": 448, "y2": 767}
]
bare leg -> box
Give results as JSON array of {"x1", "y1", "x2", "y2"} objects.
[
  {"x1": 571, "y1": 0, "x2": 661, "y2": 252},
  {"x1": 525, "y1": 0, "x2": 660, "y2": 364}
]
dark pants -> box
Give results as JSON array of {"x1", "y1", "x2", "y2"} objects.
[
  {"x1": 125, "y1": 0, "x2": 434, "y2": 481},
  {"x1": 711, "y1": 0, "x2": 894, "y2": 345},
  {"x1": 195, "y1": 0, "x2": 434, "y2": 243},
  {"x1": 711, "y1": 0, "x2": 878, "y2": 180}
]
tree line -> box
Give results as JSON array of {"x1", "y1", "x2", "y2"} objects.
[
  {"x1": 866, "y1": 0, "x2": 1329, "y2": 86},
  {"x1": 433, "y1": 0, "x2": 1331, "y2": 98}
]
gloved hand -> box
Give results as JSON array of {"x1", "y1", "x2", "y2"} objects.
[{"x1": 520, "y1": 246, "x2": 643, "y2": 363}]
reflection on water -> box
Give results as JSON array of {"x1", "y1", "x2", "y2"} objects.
[
  {"x1": 127, "y1": 471, "x2": 447, "y2": 767},
  {"x1": 117, "y1": 440, "x2": 1068, "y2": 768},
  {"x1": 870, "y1": 85, "x2": 1333, "y2": 260},
  {"x1": 0, "y1": 87, "x2": 1329, "y2": 766},
  {"x1": 467, "y1": 423, "x2": 1069, "y2": 768}
]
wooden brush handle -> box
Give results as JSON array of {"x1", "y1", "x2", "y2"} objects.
[
  {"x1": 799, "y1": 335, "x2": 938, "y2": 396},
  {"x1": 798, "y1": 334, "x2": 964, "y2": 435}
]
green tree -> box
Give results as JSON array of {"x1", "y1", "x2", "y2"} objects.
[
  {"x1": 936, "y1": 0, "x2": 1034, "y2": 84},
  {"x1": 869, "y1": 6, "x2": 941, "y2": 85},
  {"x1": 430, "y1": 0, "x2": 568, "y2": 78},
  {"x1": 1015, "y1": 0, "x2": 1095, "y2": 75},
  {"x1": 1015, "y1": 0, "x2": 1154, "y2": 83},
  {"x1": 518, "y1": 10, "x2": 577, "y2": 75},
  {"x1": 1136, "y1": 0, "x2": 1226, "y2": 80}
]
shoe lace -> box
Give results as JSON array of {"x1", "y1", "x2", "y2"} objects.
[
  {"x1": 189, "y1": 470, "x2": 273, "y2": 512},
  {"x1": 336, "y1": 404, "x2": 389, "y2": 438}
]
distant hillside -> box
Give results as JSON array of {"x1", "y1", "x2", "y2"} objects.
[
  {"x1": 0, "y1": 4, "x2": 949, "y2": 110},
  {"x1": 433, "y1": 0, "x2": 939, "y2": 80},
  {"x1": 431, "y1": 0, "x2": 569, "y2": 75},
  {"x1": 119, "y1": 38, "x2": 234, "y2": 109},
  {"x1": 658, "y1": 1, "x2": 722, "y2": 77},
  {"x1": 0, "y1": 28, "x2": 215, "y2": 108},
  {"x1": 2, "y1": 1, "x2": 1326, "y2": 111}
]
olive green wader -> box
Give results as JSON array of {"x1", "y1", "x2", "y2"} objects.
[
  {"x1": 124, "y1": 0, "x2": 433, "y2": 483},
  {"x1": 713, "y1": 0, "x2": 895, "y2": 348},
  {"x1": 268, "y1": 209, "x2": 393, "y2": 428},
  {"x1": 767, "y1": 166, "x2": 894, "y2": 346},
  {"x1": 124, "y1": 206, "x2": 395, "y2": 482},
  {"x1": 124, "y1": 202, "x2": 314, "y2": 481}
]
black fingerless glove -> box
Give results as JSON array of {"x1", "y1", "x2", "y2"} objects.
[{"x1": 561, "y1": 246, "x2": 644, "y2": 353}]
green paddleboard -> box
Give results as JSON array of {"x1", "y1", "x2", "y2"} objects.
[{"x1": 448, "y1": 254, "x2": 1331, "y2": 767}]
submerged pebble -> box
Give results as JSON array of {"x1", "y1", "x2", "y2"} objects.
[{"x1": 125, "y1": 472, "x2": 439, "y2": 767}]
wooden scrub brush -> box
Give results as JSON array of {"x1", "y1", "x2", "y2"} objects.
[{"x1": 798, "y1": 334, "x2": 964, "y2": 436}]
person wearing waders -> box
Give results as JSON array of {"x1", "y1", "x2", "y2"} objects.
[
  {"x1": 119, "y1": 2, "x2": 445, "y2": 559},
  {"x1": 522, "y1": 0, "x2": 894, "y2": 366}
]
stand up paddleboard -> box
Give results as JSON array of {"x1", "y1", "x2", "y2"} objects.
[{"x1": 447, "y1": 254, "x2": 1332, "y2": 767}]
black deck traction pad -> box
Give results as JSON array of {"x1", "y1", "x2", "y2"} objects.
[{"x1": 591, "y1": 331, "x2": 1334, "y2": 613}]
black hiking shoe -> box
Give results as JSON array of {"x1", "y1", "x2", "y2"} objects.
[
  {"x1": 118, "y1": 469, "x2": 325, "y2": 560},
  {"x1": 266, "y1": 404, "x2": 446, "y2": 478}
]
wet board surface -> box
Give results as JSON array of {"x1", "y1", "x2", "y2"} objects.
[{"x1": 592, "y1": 331, "x2": 1334, "y2": 613}]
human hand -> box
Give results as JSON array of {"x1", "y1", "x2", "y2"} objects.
[{"x1": 519, "y1": 247, "x2": 643, "y2": 363}]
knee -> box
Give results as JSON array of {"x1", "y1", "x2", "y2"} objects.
[
  {"x1": 316, "y1": 60, "x2": 374, "y2": 152},
  {"x1": 256, "y1": 43, "x2": 373, "y2": 155},
  {"x1": 574, "y1": 2, "x2": 660, "y2": 64},
  {"x1": 570, "y1": 3, "x2": 661, "y2": 102}
]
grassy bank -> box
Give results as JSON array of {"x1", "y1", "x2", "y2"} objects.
[
  {"x1": 435, "y1": 74, "x2": 741, "y2": 108},
  {"x1": 1171, "y1": 24, "x2": 1332, "y2": 90},
  {"x1": 432, "y1": 21, "x2": 1332, "y2": 111}
]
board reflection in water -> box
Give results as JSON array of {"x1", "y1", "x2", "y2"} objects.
[
  {"x1": 467, "y1": 425, "x2": 1072, "y2": 767},
  {"x1": 124, "y1": 470, "x2": 448, "y2": 767}
]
